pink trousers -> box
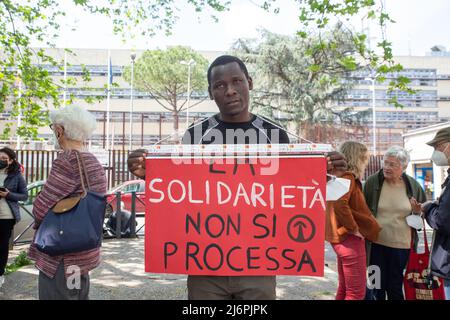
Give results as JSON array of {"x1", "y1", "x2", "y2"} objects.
[{"x1": 331, "y1": 234, "x2": 367, "y2": 300}]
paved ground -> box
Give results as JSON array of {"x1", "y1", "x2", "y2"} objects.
[{"x1": 0, "y1": 238, "x2": 339, "y2": 300}]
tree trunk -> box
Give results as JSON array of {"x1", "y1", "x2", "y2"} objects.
[
  {"x1": 303, "y1": 121, "x2": 310, "y2": 142},
  {"x1": 173, "y1": 111, "x2": 179, "y2": 131},
  {"x1": 172, "y1": 92, "x2": 179, "y2": 143},
  {"x1": 173, "y1": 111, "x2": 179, "y2": 143}
]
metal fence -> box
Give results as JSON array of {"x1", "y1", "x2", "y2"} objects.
[
  {"x1": 16, "y1": 149, "x2": 132, "y2": 189},
  {"x1": 364, "y1": 155, "x2": 383, "y2": 180},
  {"x1": 107, "y1": 150, "x2": 133, "y2": 189},
  {"x1": 13, "y1": 190, "x2": 145, "y2": 246},
  {"x1": 11, "y1": 152, "x2": 384, "y2": 245},
  {"x1": 16, "y1": 149, "x2": 384, "y2": 187},
  {"x1": 104, "y1": 191, "x2": 145, "y2": 239},
  {"x1": 16, "y1": 150, "x2": 59, "y2": 184}
]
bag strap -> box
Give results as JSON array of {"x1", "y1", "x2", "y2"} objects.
[
  {"x1": 409, "y1": 218, "x2": 429, "y2": 254},
  {"x1": 74, "y1": 151, "x2": 91, "y2": 197},
  {"x1": 427, "y1": 230, "x2": 436, "y2": 271},
  {"x1": 78, "y1": 151, "x2": 91, "y2": 189},
  {"x1": 422, "y1": 218, "x2": 429, "y2": 253}
]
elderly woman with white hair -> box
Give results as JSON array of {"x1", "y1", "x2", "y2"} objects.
[
  {"x1": 363, "y1": 145, "x2": 426, "y2": 300},
  {"x1": 28, "y1": 105, "x2": 107, "y2": 300}
]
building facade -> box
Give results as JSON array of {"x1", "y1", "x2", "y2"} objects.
[
  {"x1": 1, "y1": 48, "x2": 449, "y2": 154},
  {"x1": 335, "y1": 55, "x2": 450, "y2": 154}
]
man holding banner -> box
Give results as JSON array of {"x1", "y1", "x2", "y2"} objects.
[{"x1": 128, "y1": 55, "x2": 347, "y2": 300}]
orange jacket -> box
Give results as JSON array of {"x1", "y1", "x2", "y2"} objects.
[{"x1": 326, "y1": 171, "x2": 381, "y2": 244}]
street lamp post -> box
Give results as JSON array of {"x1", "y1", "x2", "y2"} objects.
[
  {"x1": 365, "y1": 75, "x2": 377, "y2": 155},
  {"x1": 63, "y1": 50, "x2": 67, "y2": 106},
  {"x1": 129, "y1": 53, "x2": 136, "y2": 151},
  {"x1": 180, "y1": 59, "x2": 196, "y2": 128}
]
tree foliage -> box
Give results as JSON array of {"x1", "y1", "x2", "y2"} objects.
[
  {"x1": 122, "y1": 46, "x2": 209, "y2": 133},
  {"x1": 292, "y1": 0, "x2": 415, "y2": 107},
  {"x1": 0, "y1": 0, "x2": 412, "y2": 140},
  {"x1": 0, "y1": 0, "x2": 62, "y2": 139},
  {"x1": 233, "y1": 26, "x2": 370, "y2": 134},
  {"x1": 0, "y1": 0, "x2": 235, "y2": 140}
]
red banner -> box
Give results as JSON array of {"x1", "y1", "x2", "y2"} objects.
[{"x1": 145, "y1": 156, "x2": 327, "y2": 276}]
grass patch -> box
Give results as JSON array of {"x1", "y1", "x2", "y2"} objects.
[{"x1": 5, "y1": 251, "x2": 32, "y2": 275}]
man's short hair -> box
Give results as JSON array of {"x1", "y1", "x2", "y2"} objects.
[{"x1": 207, "y1": 55, "x2": 250, "y2": 88}]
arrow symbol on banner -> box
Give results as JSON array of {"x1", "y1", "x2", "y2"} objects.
[
  {"x1": 287, "y1": 215, "x2": 316, "y2": 243},
  {"x1": 293, "y1": 221, "x2": 308, "y2": 242}
]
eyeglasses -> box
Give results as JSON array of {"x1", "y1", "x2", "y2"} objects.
[{"x1": 383, "y1": 161, "x2": 401, "y2": 169}]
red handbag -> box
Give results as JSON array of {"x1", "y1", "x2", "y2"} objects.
[{"x1": 404, "y1": 222, "x2": 446, "y2": 300}]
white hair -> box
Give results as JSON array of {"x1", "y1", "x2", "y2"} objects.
[
  {"x1": 383, "y1": 145, "x2": 410, "y2": 169},
  {"x1": 49, "y1": 105, "x2": 97, "y2": 141}
]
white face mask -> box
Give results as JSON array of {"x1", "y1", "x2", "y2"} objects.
[
  {"x1": 326, "y1": 176, "x2": 351, "y2": 201},
  {"x1": 431, "y1": 144, "x2": 449, "y2": 166}
]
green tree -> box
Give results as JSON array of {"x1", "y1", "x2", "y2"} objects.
[
  {"x1": 293, "y1": 0, "x2": 415, "y2": 106},
  {"x1": 0, "y1": 0, "x2": 232, "y2": 140},
  {"x1": 0, "y1": 0, "x2": 412, "y2": 139},
  {"x1": 122, "y1": 46, "x2": 209, "y2": 136},
  {"x1": 233, "y1": 26, "x2": 370, "y2": 139}
]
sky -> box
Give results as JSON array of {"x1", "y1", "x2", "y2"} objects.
[{"x1": 48, "y1": 0, "x2": 450, "y2": 56}]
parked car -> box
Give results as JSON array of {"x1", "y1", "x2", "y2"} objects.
[
  {"x1": 106, "y1": 180, "x2": 146, "y2": 214},
  {"x1": 13, "y1": 179, "x2": 147, "y2": 244},
  {"x1": 13, "y1": 180, "x2": 46, "y2": 244}
]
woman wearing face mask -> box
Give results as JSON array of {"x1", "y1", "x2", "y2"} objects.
[
  {"x1": 0, "y1": 147, "x2": 28, "y2": 289},
  {"x1": 27, "y1": 105, "x2": 107, "y2": 300},
  {"x1": 421, "y1": 127, "x2": 450, "y2": 300}
]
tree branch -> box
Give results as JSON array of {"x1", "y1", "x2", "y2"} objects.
[
  {"x1": 2, "y1": 1, "x2": 24, "y2": 60},
  {"x1": 178, "y1": 96, "x2": 208, "y2": 112}
]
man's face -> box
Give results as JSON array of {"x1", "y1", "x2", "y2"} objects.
[
  {"x1": 435, "y1": 142, "x2": 450, "y2": 157},
  {"x1": 208, "y1": 62, "x2": 253, "y2": 120}
]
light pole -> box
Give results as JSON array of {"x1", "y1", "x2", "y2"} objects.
[
  {"x1": 129, "y1": 53, "x2": 136, "y2": 151},
  {"x1": 63, "y1": 50, "x2": 67, "y2": 106},
  {"x1": 365, "y1": 75, "x2": 377, "y2": 155},
  {"x1": 180, "y1": 59, "x2": 196, "y2": 128}
]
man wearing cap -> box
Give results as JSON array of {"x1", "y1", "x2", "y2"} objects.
[{"x1": 421, "y1": 127, "x2": 450, "y2": 300}]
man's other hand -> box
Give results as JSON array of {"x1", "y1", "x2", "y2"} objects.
[{"x1": 326, "y1": 151, "x2": 347, "y2": 177}]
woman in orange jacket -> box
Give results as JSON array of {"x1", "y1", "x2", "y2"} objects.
[{"x1": 326, "y1": 141, "x2": 381, "y2": 300}]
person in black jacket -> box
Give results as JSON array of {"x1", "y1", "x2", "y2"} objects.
[
  {"x1": 0, "y1": 147, "x2": 28, "y2": 288},
  {"x1": 421, "y1": 127, "x2": 450, "y2": 300}
]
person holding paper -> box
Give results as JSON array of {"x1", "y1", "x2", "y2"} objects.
[
  {"x1": 326, "y1": 141, "x2": 381, "y2": 300},
  {"x1": 128, "y1": 55, "x2": 347, "y2": 300}
]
